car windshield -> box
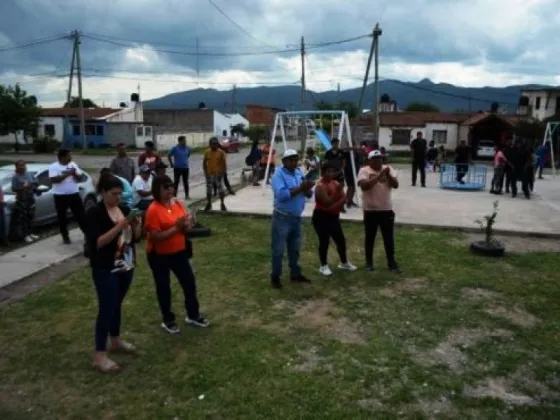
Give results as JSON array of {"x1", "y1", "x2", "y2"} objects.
[{"x1": 0, "y1": 170, "x2": 38, "y2": 194}]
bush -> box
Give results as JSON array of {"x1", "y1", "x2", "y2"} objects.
[{"x1": 32, "y1": 136, "x2": 61, "y2": 153}]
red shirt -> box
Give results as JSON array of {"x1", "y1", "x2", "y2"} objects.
[{"x1": 315, "y1": 178, "x2": 344, "y2": 215}]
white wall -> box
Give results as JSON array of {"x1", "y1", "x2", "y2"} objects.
[
  {"x1": 37, "y1": 117, "x2": 65, "y2": 142},
  {"x1": 0, "y1": 131, "x2": 24, "y2": 145},
  {"x1": 379, "y1": 122, "x2": 459, "y2": 151},
  {"x1": 213, "y1": 111, "x2": 249, "y2": 136},
  {"x1": 155, "y1": 132, "x2": 215, "y2": 150},
  {"x1": 522, "y1": 90, "x2": 560, "y2": 121}
]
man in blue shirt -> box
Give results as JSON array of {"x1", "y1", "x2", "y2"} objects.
[
  {"x1": 168, "y1": 136, "x2": 192, "y2": 199},
  {"x1": 270, "y1": 149, "x2": 315, "y2": 289},
  {"x1": 99, "y1": 168, "x2": 134, "y2": 209}
]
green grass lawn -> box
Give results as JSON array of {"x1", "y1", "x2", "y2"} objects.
[{"x1": 1, "y1": 215, "x2": 560, "y2": 419}]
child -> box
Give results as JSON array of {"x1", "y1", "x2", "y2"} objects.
[
  {"x1": 426, "y1": 141, "x2": 438, "y2": 172},
  {"x1": 435, "y1": 146, "x2": 446, "y2": 172},
  {"x1": 11, "y1": 160, "x2": 39, "y2": 243}
]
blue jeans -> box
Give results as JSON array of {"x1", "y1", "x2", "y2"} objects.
[
  {"x1": 271, "y1": 212, "x2": 302, "y2": 278},
  {"x1": 92, "y1": 267, "x2": 134, "y2": 352}
]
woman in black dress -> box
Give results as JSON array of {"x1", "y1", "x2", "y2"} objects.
[{"x1": 85, "y1": 173, "x2": 142, "y2": 373}]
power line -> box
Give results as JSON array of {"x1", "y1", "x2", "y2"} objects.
[
  {"x1": 206, "y1": 0, "x2": 273, "y2": 48},
  {"x1": 0, "y1": 34, "x2": 69, "y2": 53},
  {"x1": 81, "y1": 32, "x2": 370, "y2": 57}
]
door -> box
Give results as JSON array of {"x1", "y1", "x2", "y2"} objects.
[{"x1": 34, "y1": 170, "x2": 56, "y2": 224}]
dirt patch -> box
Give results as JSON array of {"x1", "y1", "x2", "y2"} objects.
[
  {"x1": 290, "y1": 347, "x2": 333, "y2": 373},
  {"x1": 464, "y1": 378, "x2": 536, "y2": 406},
  {"x1": 407, "y1": 397, "x2": 456, "y2": 417},
  {"x1": 412, "y1": 328, "x2": 513, "y2": 372},
  {"x1": 379, "y1": 277, "x2": 427, "y2": 298},
  {"x1": 452, "y1": 234, "x2": 560, "y2": 253},
  {"x1": 268, "y1": 298, "x2": 364, "y2": 344},
  {"x1": 461, "y1": 287, "x2": 504, "y2": 300},
  {"x1": 485, "y1": 306, "x2": 539, "y2": 328}
]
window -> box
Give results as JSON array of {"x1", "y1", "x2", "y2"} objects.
[
  {"x1": 95, "y1": 125, "x2": 104, "y2": 136},
  {"x1": 535, "y1": 96, "x2": 541, "y2": 110},
  {"x1": 72, "y1": 125, "x2": 80, "y2": 136},
  {"x1": 144, "y1": 126, "x2": 152, "y2": 136},
  {"x1": 44, "y1": 124, "x2": 55, "y2": 136},
  {"x1": 136, "y1": 126, "x2": 144, "y2": 136},
  {"x1": 391, "y1": 129, "x2": 411, "y2": 145},
  {"x1": 432, "y1": 130, "x2": 448, "y2": 144},
  {"x1": 35, "y1": 171, "x2": 52, "y2": 188}
]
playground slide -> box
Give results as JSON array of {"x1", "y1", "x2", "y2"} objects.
[{"x1": 315, "y1": 129, "x2": 332, "y2": 150}]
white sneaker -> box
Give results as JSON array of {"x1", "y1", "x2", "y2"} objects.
[
  {"x1": 338, "y1": 262, "x2": 357, "y2": 271},
  {"x1": 319, "y1": 265, "x2": 333, "y2": 276},
  {"x1": 30, "y1": 234, "x2": 39, "y2": 240},
  {"x1": 24, "y1": 235, "x2": 34, "y2": 244}
]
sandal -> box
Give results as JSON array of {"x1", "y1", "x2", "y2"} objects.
[
  {"x1": 109, "y1": 340, "x2": 137, "y2": 355},
  {"x1": 93, "y1": 357, "x2": 122, "y2": 373}
]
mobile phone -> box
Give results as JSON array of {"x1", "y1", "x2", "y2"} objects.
[{"x1": 127, "y1": 208, "x2": 140, "y2": 221}]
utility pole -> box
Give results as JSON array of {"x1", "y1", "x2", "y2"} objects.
[
  {"x1": 300, "y1": 36, "x2": 306, "y2": 154},
  {"x1": 372, "y1": 23, "x2": 382, "y2": 144},
  {"x1": 231, "y1": 84, "x2": 237, "y2": 114},
  {"x1": 353, "y1": 25, "x2": 378, "y2": 144},
  {"x1": 67, "y1": 30, "x2": 86, "y2": 148}
]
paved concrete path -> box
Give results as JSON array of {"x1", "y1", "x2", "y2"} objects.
[{"x1": 222, "y1": 168, "x2": 560, "y2": 236}]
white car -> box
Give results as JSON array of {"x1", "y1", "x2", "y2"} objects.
[
  {"x1": 1, "y1": 164, "x2": 97, "y2": 239},
  {"x1": 477, "y1": 140, "x2": 495, "y2": 159}
]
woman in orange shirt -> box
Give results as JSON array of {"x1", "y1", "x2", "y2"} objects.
[{"x1": 144, "y1": 175, "x2": 209, "y2": 334}]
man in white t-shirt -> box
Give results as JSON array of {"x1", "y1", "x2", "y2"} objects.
[
  {"x1": 48, "y1": 148, "x2": 87, "y2": 244},
  {"x1": 132, "y1": 165, "x2": 153, "y2": 210}
]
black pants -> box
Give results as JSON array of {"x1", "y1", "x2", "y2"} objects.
[
  {"x1": 136, "y1": 199, "x2": 153, "y2": 211},
  {"x1": 490, "y1": 167, "x2": 504, "y2": 193},
  {"x1": 311, "y1": 209, "x2": 347, "y2": 266},
  {"x1": 147, "y1": 250, "x2": 200, "y2": 324},
  {"x1": 92, "y1": 267, "x2": 133, "y2": 352},
  {"x1": 53, "y1": 193, "x2": 86, "y2": 240},
  {"x1": 411, "y1": 160, "x2": 426, "y2": 186},
  {"x1": 173, "y1": 168, "x2": 190, "y2": 198},
  {"x1": 363, "y1": 210, "x2": 397, "y2": 269},
  {"x1": 455, "y1": 163, "x2": 468, "y2": 182}
]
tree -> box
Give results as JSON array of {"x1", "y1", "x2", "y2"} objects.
[
  {"x1": 64, "y1": 96, "x2": 98, "y2": 108},
  {"x1": 230, "y1": 123, "x2": 246, "y2": 137},
  {"x1": 405, "y1": 102, "x2": 440, "y2": 112},
  {"x1": 244, "y1": 125, "x2": 267, "y2": 143},
  {"x1": 0, "y1": 84, "x2": 41, "y2": 151}
]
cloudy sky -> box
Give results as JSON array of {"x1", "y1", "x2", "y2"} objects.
[{"x1": 1, "y1": 0, "x2": 559, "y2": 107}]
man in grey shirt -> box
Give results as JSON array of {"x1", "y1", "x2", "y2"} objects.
[{"x1": 109, "y1": 143, "x2": 135, "y2": 183}]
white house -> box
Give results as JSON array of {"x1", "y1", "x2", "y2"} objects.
[
  {"x1": 214, "y1": 112, "x2": 249, "y2": 137},
  {"x1": 353, "y1": 112, "x2": 464, "y2": 151},
  {"x1": 520, "y1": 87, "x2": 560, "y2": 120}
]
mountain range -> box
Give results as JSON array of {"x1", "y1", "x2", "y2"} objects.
[{"x1": 143, "y1": 78, "x2": 550, "y2": 114}]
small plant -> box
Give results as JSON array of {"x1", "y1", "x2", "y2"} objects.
[{"x1": 475, "y1": 200, "x2": 501, "y2": 245}]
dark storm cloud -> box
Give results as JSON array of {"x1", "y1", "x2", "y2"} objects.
[{"x1": 0, "y1": 0, "x2": 558, "y2": 79}]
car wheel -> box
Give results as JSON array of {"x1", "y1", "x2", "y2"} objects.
[{"x1": 83, "y1": 195, "x2": 97, "y2": 212}]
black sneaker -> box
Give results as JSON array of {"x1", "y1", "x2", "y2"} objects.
[
  {"x1": 271, "y1": 276, "x2": 282, "y2": 289},
  {"x1": 389, "y1": 265, "x2": 402, "y2": 274},
  {"x1": 291, "y1": 274, "x2": 311, "y2": 283},
  {"x1": 204, "y1": 203, "x2": 212, "y2": 212},
  {"x1": 220, "y1": 203, "x2": 227, "y2": 212},
  {"x1": 365, "y1": 265, "x2": 375, "y2": 272},
  {"x1": 228, "y1": 190, "x2": 236, "y2": 196},
  {"x1": 186, "y1": 316, "x2": 210, "y2": 328},
  {"x1": 161, "y1": 321, "x2": 180, "y2": 334},
  {"x1": 63, "y1": 237, "x2": 71, "y2": 245}
]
